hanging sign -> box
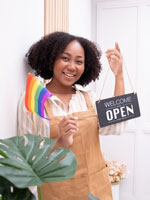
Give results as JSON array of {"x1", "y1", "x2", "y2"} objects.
[{"x1": 96, "y1": 93, "x2": 141, "y2": 127}]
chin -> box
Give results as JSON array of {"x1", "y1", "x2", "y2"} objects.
[{"x1": 62, "y1": 80, "x2": 77, "y2": 86}]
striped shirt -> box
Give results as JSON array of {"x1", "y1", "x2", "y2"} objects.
[{"x1": 17, "y1": 88, "x2": 126, "y2": 137}]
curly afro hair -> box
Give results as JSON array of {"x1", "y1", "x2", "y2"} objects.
[{"x1": 26, "y1": 31, "x2": 102, "y2": 86}]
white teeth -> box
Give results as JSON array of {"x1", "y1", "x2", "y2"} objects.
[{"x1": 64, "y1": 72, "x2": 75, "y2": 77}]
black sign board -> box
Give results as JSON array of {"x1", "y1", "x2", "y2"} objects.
[{"x1": 96, "y1": 93, "x2": 141, "y2": 127}]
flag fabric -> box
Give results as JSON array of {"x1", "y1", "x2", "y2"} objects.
[{"x1": 25, "y1": 73, "x2": 52, "y2": 120}]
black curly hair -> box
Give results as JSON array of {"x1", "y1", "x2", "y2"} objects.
[{"x1": 26, "y1": 31, "x2": 102, "y2": 86}]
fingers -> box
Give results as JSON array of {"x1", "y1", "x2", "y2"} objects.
[
  {"x1": 63, "y1": 129, "x2": 77, "y2": 138},
  {"x1": 63, "y1": 123, "x2": 78, "y2": 134},
  {"x1": 106, "y1": 42, "x2": 120, "y2": 54},
  {"x1": 106, "y1": 42, "x2": 122, "y2": 61},
  {"x1": 58, "y1": 115, "x2": 79, "y2": 147},
  {"x1": 115, "y1": 42, "x2": 120, "y2": 52},
  {"x1": 105, "y1": 43, "x2": 123, "y2": 77},
  {"x1": 59, "y1": 115, "x2": 79, "y2": 136},
  {"x1": 62, "y1": 115, "x2": 78, "y2": 132},
  {"x1": 62, "y1": 115, "x2": 78, "y2": 126},
  {"x1": 106, "y1": 50, "x2": 120, "y2": 59}
]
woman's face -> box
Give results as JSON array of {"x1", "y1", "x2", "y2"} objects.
[{"x1": 52, "y1": 40, "x2": 85, "y2": 87}]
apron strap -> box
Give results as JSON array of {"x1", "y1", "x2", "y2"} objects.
[{"x1": 82, "y1": 91, "x2": 94, "y2": 111}]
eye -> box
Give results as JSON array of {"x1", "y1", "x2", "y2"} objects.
[
  {"x1": 76, "y1": 60, "x2": 83, "y2": 65},
  {"x1": 61, "y1": 56, "x2": 69, "y2": 62}
]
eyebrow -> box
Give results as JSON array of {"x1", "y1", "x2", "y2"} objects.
[{"x1": 63, "y1": 52, "x2": 84, "y2": 58}]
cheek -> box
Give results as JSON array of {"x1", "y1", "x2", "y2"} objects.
[
  {"x1": 80, "y1": 65, "x2": 85, "y2": 74},
  {"x1": 53, "y1": 60, "x2": 62, "y2": 71}
]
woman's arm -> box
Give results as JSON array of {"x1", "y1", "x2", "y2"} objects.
[{"x1": 106, "y1": 42, "x2": 125, "y2": 96}]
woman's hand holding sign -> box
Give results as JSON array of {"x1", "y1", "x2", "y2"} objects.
[
  {"x1": 106, "y1": 42, "x2": 123, "y2": 77},
  {"x1": 106, "y1": 42, "x2": 125, "y2": 96}
]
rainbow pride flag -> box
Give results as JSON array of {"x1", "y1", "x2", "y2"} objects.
[{"x1": 25, "y1": 73, "x2": 52, "y2": 120}]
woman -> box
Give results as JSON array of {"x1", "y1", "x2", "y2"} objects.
[{"x1": 18, "y1": 32, "x2": 125, "y2": 200}]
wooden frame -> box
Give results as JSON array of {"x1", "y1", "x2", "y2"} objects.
[{"x1": 44, "y1": 0, "x2": 69, "y2": 35}]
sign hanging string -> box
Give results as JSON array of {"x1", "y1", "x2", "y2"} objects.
[{"x1": 98, "y1": 57, "x2": 135, "y2": 101}]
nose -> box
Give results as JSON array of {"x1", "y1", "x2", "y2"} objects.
[{"x1": 67, "y1": 61, "x2": 76, "y2": 71}]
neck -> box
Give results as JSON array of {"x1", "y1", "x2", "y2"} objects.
[{"x1": 46, "y1": 79, "x2": 75, "y2": 94}]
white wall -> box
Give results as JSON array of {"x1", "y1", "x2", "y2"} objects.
[
  {"x1": 0, "y1": 0, "x2": 44, "y2": 139},
  {"x1": 69, "y1": 0, "x2": 92, "y2": 40}
]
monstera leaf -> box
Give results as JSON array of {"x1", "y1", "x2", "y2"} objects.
[
  {"x1": 0, "y1": 134, "x2": 77, "y2": 190},
  {"x1": 0, "y1": 176, "x2": 36, "y2": 200},
  {"x1": 88, "y1": 193, "x2": 99, "y2": 200}
]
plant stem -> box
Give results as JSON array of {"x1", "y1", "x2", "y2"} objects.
[{"x1": 37, "y1": 187, "x2": 42, "y2": 200}]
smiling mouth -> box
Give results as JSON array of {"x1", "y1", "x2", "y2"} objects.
[{"x1": 63, "y1": 72, "x2": 76, "y2": 77}]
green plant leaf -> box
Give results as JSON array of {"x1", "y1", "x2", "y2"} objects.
[
  {"x1": 0, "y1": 134, "x2": 77, "y2": 188},
  {"x1": 88, "y1": 193, "x2": 99, "y2": 200},
  {"x1": 0, "y1": 176, "x2": 36, "y2": 200}
]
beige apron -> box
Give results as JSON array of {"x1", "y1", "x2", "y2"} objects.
[{"x1": 42, "y1": 91, "x2": 113, "y2": 200}]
